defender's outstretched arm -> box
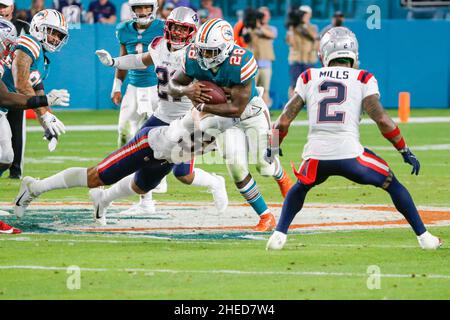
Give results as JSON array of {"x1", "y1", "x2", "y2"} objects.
[
  {"x1": 96, "y1": 49, "x2": 153, "y2": 70},
  {"x1": 273, "y1": 93, "x2": 305, "y2": 144},
  {"x1": 363, "y1": 94, "x2": 420, "y2": 175}
]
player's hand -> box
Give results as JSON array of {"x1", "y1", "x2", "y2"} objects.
[
  {"x1": 400, "y1": 148, "x2": 420, "y2": 175},
  {"x1": 111, "y1": 91, "x2": 122, "y2": 106},
  {"x1": 95, "y1": 49, "x2": 115, "y2": 67},
  {"x1": 40, "y1": 111, "x2": 66, "y2": 137},
  {"x1": 185, "y1": 82, "x2": 212, "y2": 104},
  {"x1": 46, "y1": 89, "x2": 70, "y2": 107},
  {"x1": 264, "y1": 147, "x2": 283, "y2": 164},
  {"x1": 43, "y1": 128, "x2": 58, "y2": 152}
]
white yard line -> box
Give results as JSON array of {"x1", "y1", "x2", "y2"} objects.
[
  {"x1": 25, "y1": 117, "x2": 450, "y2": 133},
  {"x1": 0, "y1": 265, "x2": 448, "y2": 279}
]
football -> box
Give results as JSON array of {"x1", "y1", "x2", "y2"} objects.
[{"x1": 198, "y1": 80, "x2": 228, "y2": 104}]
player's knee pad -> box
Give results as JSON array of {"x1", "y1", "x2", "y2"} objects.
[{"x1": 0, "y1": 140, "x2": 14, "y2": 165}]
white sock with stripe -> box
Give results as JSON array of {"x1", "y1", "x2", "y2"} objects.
[
  {"x1": 102, "y1": 174, "x2": 137, "y2": 204},
  {"x1": 31, "y1": 168, "x2": 88, "y2": 195}
]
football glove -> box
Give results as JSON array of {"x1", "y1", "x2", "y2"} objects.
[
  {"x1": 46, "y1": 89, "x2": 70, "y2": 107},
  {"x1": 43, "y1": 128, "x2": 58, "y2": 152},
  {"x1": 400, "y1": 148, "x2": 420, "y2": 175},
  {"x1": 95, "y1": 49, "x2": 115, "y2": 67},
  {"x1": 264, "y1": 147, "x2": 283, "y2": 165},
  {"x1": 40, "y1": 111, "x2": 66, "y2": 137}
]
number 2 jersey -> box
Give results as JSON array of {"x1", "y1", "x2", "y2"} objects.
[
  {"x1": 147, "y1": 36, "x2": 193, "y2": 123},
  {"x1": 295, "y1": 67, "x2": 380, "y2": 160}
]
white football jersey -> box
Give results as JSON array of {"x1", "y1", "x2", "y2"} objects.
[
  {"x1": 148, "y1": 37, "x2": 193, "y2": 124},
  {"x1": 295, "y1": 66, "x2": 380, "y2": 160}
]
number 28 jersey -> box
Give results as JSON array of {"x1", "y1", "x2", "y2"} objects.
[{"x1": 295, "y1": 67, "x2": 380, "y2": 160}]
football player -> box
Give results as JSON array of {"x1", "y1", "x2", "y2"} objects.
[
  {"x1": 9, "y1": 9, "x2": 69, "y2": 160},
  {"x1": 266, "y1": 27, "x2": 442, "y2": 250},
  {"x1": 0, "y1": 16, "x2": 70, "y2": 177},
  {"x1": 95, "y1": 7, "x2": 228, "y2": 215},
  {"x1": 166, "y1": 19, "x2": 293, "y2": 231},
  {"x1": 112, "y1": 0, "x2": 165, "y2": 213}
]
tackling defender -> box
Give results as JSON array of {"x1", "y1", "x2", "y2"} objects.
[
  {"x1": 113, "y1": 0, "x2": 166, "y2": 214},
  {"x1": 266, "y1": 27, "x2": 442, "y2": 250},
  {"x1": 95, "y1": 7, "x2": 228, "y2": 215},
  {"x1": 166, "y1": 19, "x2": 293, "y2": 231}
]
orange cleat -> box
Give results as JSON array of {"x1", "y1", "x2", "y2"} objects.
[
  {"x1": 276, "y1": 172, "x2": 294, "y2": 198},
  {"x1": 0, "y1": 221, "x2": 22, "y2": 234},
  {"x1": 253, "y1": 213, "x2": 276, "y2": 232}
]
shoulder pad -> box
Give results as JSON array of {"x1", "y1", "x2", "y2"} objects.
[
  {"x1": 357, "y1": 70, "x2": 374, "y2": 84},
  {"x1": 17, "y1": 35, "x2": 41, "y2": 61}
]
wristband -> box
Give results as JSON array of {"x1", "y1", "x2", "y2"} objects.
[
  {"x1": 383, "y1": 126, "x2": 407, "y2": 150},
  {"x1": 26, "y1": 95, "x2": 48, "y2": 108},
  {"x1": 382, "y1": 126, "x2": 401, "y2": 139},
  {"x1": 111, "y1": 78, "x2": 123, "y2": 95},
  {"x1": 394, "y1": 137, "x2": 406, "y2": 150}
]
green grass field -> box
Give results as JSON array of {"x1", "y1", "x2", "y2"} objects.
[{"x1": 0, "y1": 109, "x2": 449, "y2": 300}]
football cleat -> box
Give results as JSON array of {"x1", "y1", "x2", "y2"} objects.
[
  {"x1": 417, "y1": 231, "x2": 443, "y2": 250},
  {"x1": 152, "y1": 177, "x2": 168, "y2": 193},
  {"x1": 276, "y1": 171, "x2": 294, "y2": 198},
  {"x1": 266, "y1": 231, "x2": 287, "y2": 250},
  {"x1": 210, "y1": 173, "x2": 228, "y2": 214},
  {"x1": 89, "y1": 188, "x2": 109, "y2": 226},
  {"x1": 0, "y1": 220, "x2": 22, "y2": 234},
  {"x1": 253, "y1": 213, "x2": 276, "y2": 232},
  {"x1": 14, "y1": 176, "x2": 38, "y2": 218},
  {"x1": 118, "y1": 201, "x2": 156, "y2": 215}
]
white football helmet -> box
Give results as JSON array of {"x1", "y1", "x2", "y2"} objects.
[
  {"x1": 30, "y1": 9, "x2": 69, "y2": 53},
  {"x1": 194, "y1": 19, "x2": 235, "y2": 70},
  {"x1": 319, "y1": 26, "x2": 359, "y2": 68},
  {"x1": 129, "y1": 0, "x2": 158, "y2": 25},
  {"x1": 165, "y1": 7, "x2": 199, "y2": 50},
  {"x1": 0, "y1": 17, "x2": 17, "y2": 60}
]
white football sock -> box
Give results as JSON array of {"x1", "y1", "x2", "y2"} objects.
[
  {"x1": 139, "y1": 192, "x2": 153, "y2": 205},
  {"x1": 31, "y1": 168, "x2": 88, "y2": 195},
  {"x1": 102, "y1": 174, "x2": 137, "y2": 204},
  {"x1": 191, "y1": 169, "x2": 220, "y2": 189}
]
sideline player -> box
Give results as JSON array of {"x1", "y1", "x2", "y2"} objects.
[
  {"x1": 112, "y1": 0, "x2": 166, "y2": 213},
  {"x1": 266, "y1": 27, "x2": 442, "y2": 250},
  {"x1": 167, "y1": 19, "x2": 293, "y2": 231},
  {"x1": 95, "y1": 7, "x2": 228, "y2": 215}
]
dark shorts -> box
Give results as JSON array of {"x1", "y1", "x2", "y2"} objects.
[
  {"x1": 293, "y1": 149, "x2": 392, "y2": 189},
  {"x1": 97, "y1": 126, "x2": 174, "y2": 191},
  {"x1": 141, "y1": 115, "x2": 195, "y2": 178},
  {"x1": 289, "y1": 63, "x2": 313, "y2": 88}
]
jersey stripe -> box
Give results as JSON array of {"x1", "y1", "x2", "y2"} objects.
[
  {"x1": 18, "y1": 36, "x2": 40, "y2": 60},
  {"x1": 150, "y1": 36, "x2": 163, "y2": 49},
  {"x1": 300, "y1": 69, "x2": 312, "y2": 84},
  {"x1": 200, "y1": 18, "x2": 220, "y2": 42},
  {"x1": 358, "y1": 70, "x2": 373, "y2": 84},
  {"x1": 240, "y1": 57, "x2": 257, "y2": 82}
]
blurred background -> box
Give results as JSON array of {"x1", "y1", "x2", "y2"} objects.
[{"x1": 7, "y1": 0, "x2": 450, "y2": 110}]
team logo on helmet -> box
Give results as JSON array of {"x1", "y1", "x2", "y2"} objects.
[{"x1": 221, "y1": 24, "x2": 233, "y2": 41}]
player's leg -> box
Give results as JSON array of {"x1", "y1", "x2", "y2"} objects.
[
  {"x1": 90, "y1": 157, "x2": 174, "y2": 223},
  {"x1": 217, "y1": 128, "x2": 275, "y2": 231},
  {"x1": 242, "y1": 110, "x2": 293, "y2": 198},
  {"x1": 340, "y1": 149, "x2": 441, "y2": 249},
  {"x1": 173, "y1": 159, "x2": 228, "y2": 214},
  {"x1": 14, "y1": 127, "x2": 157, "y2": 218},
  {"x1": 117, "y1": 84, "x2": 140, "y2": 147},
  {"x1": 0, "y1": 111, "x2": 14, "y2": 176},
  {"x1": 267, "y1": 159, "x2": 329, "y2": 250}
]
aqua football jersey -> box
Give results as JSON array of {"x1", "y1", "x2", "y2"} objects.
[
  {"x1": 183, "y1": 44, "x2": 259, "y2": 100},
  {"x1": 116, "y1": 19, "x2": 165, "y2": 88},
  {"x1": 16, "y1": 34, "x2": 50, "y2": 88}
]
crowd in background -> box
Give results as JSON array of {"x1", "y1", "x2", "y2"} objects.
[{"x1": 0, "y1": 0, "x2": 348, "y2": 105}]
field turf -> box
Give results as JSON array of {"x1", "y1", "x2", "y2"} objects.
[{"x1": 0, "y1": 109, "x2": 449, "y2": 300}]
